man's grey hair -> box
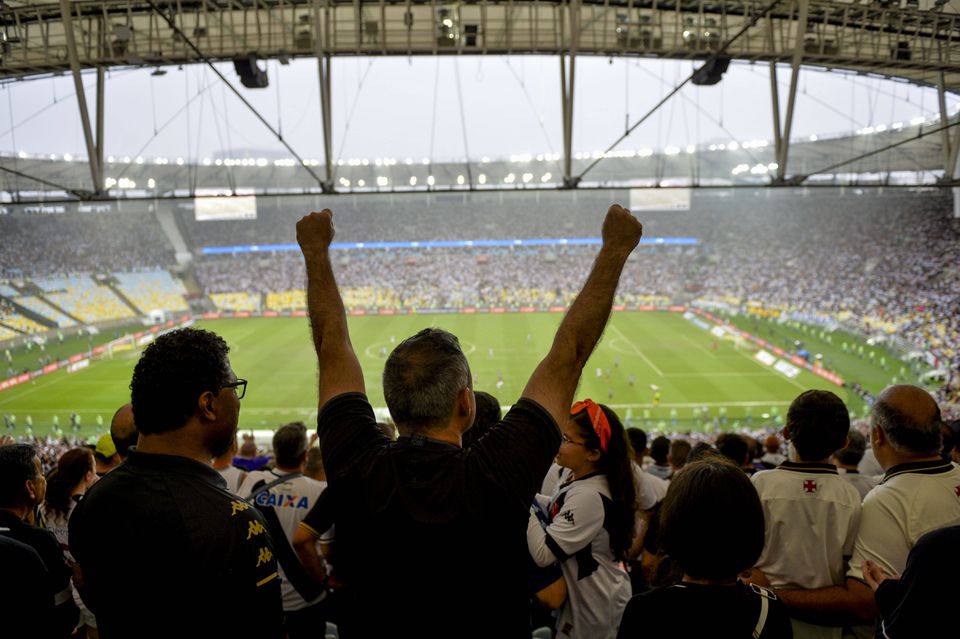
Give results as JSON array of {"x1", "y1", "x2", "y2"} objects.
[
  {"x1": 273, "y1": 422, "x2": 309, "y2": 468},
  {"x1": 871, "y1": 398, "x2": 941, "y2": 456},
  {"x1": 383, "y1": 328, "x2": 471, "y2": 431}
]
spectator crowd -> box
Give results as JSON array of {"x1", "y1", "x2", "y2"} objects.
[{"x1": 2, "y1": 205, "x2": 958, "y2": 639}]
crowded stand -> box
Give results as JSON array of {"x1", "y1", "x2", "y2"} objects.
[
  {"x1": 0, "y1": 210, "x2": 175, "y2": 278},
  {"x1": 112, "y1": 270, "x2": 189, "y2": 314},
  {"x1": 36, "y1": 276, "x2": 137, "y2": 324},
  {"x1": 11, "y1": 295, "x2": 78, "y2": 328}
]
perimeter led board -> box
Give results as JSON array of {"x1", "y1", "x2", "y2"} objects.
[{"x1": 629, "y1": 188, "x2": 691, "y2": 211}]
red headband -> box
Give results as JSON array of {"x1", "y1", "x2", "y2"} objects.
[{"x1": 571, "y1": 399, "x2": 611, "y2": 454}]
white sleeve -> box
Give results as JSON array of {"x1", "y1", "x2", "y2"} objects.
[
  {"x1": 527, "y1": 487, "x2": 605, "y2": 568},
  {"x1": 847, "y1": 491, "x2": 906, "y2": 581}
]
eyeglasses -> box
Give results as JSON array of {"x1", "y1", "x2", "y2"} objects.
[
  {"x1": 561, "y1": 433, "x2": 587, "y2": 447},
  {"x1": 221, "y1": 379, "x2": 248, "y2": 400}
]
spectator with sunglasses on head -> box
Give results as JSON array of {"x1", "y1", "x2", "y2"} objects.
[{"x1": 527, "y1": 400, "x2": 637, "y2": 639}]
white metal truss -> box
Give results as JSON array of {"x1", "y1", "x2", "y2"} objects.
[{"x1": 2, "y1": 0, "x2": 960, "y2": 197}]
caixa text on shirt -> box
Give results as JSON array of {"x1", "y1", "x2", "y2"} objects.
[{"x1": 254, "y1": 492, "x2": 311, "y2": 509}]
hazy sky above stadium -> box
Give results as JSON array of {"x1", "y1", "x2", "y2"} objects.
[{"x1": 2, "y1": 56, "x2": 957, "y2": 162}]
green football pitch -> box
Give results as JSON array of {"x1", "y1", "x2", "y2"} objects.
[{"x1": 0, "y1": 311, "x2": 920, "y2": 439}]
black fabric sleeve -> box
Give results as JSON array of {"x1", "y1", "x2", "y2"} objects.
[
  {"x1": 616, "y1": 595, "x2": 646, "y2": 639},
  {"x1": 300, "y1": 487, "x2": 336, "y2": 539},
  {"x1": 467, "y1": 397, "x2": 561, "y2": 508},
  {"x1": 317, "y1": 392, "x2": 390, "y2": 482}
]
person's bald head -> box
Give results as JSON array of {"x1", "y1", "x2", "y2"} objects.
[
  {"x1": 871, "y1": 385, "x2": 942, "y2": 458},
  {"x1": 110, "y1": 403, "x2": 138, "y2": 460}
]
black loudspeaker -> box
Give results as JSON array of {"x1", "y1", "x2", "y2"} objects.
[
  {"x1": 233, "y1": 54, "x2": 269, "y2": 89},
  {"x1": 692, "y1": 55, "x2": 731, "y2": 86}
]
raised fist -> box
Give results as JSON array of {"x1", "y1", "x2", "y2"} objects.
[
  {"x1": 297, "y1": 209, "x2": 336, "y2": 255},
  {"x1": 601, "y1": 204, "x2": 643, "y2": 253}
]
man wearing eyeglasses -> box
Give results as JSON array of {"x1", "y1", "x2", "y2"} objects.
[
  {"x1": 297, "y1": 204, "x2": 643, "y2": 638},
  {"x1": 69, "y1": 328, "x2": 283, "y2": 639}
]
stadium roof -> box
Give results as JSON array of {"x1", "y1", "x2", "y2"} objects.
[
  {"x1": 3, "y1": 0, "x2": 959, "y2": 199},
  {"x1": 3, "y1": 1, "x2": 960, "y2": 86}
]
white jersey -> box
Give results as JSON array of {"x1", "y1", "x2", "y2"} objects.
[
  {"x1": 527, "y1": 473, "x2": 631, "y2": 639},
  {"x1": 857, "y1": 448, "x2": 883, "y2": 478},
  {"x1": 752, "y1": 462, "x2": 862, "y2": 639},
  {"x1": 217, "y1": 465, "x2": 245, "y2": 494},
  {"x1": 238, "y1": 470, "x2": 328, "y2": 611},
  {"x1": 632, "y1": 462, "x2": 667, "y2": 511},
  {"x1": 838, "y1": 469, "x2": 878, "y2": 501},
  {"x1": 847, "y1": 459, "x2": 960, "y2": 582}
]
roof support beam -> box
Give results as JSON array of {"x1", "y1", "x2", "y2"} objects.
[
  {"x1": 96, "y1": 66, "x2": 106, "y2": 184},
  {"x1": 560, "y1": 0, "x2": 580, "y2": 189},
  {"x1": 937, "y1": 72, "x2": 957, "y2": 179},
  {"x1": 775, "y1": 0, "x2": 808, "y2": 183},
  {"x1": 315, "y1": 0, "x2": 335, "y2": 193},
  {"x1": 59, "y1": 0, "x2": 103, "y2": 196}
]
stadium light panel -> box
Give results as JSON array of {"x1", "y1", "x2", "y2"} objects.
[
  {"x1": 457, "y1": 175, "x2": 465, "y2": 185},
  {"x1": 136, "y1": 156, "x2": 144, "y2": 164},
  {"x1": 426, "y1": 175, "x2": 435, "y2": 186},
  {"x1": 505, "y1": 173, "x2": 516, "y2": 184},
  {"x1": 664, "y1": 146, "x2": 680, "y2": 156},
  {"x1": 377, "y1": 176, "x2": 389, "y2": 187},
  {"x1": 892, "y1": 122, "x2": 903, "y2": 130},
  {"x1": 410, "y1": 176, "x2": 417, "y2": 186},
  {"x1": 541, "y1": 173, "x2": 552, "y2": 183},
  {"x1": 639, "y1": 148, "x2": 654, "y2": 157},
  {"x1": 357, "y1": 179, "x2": 366, "y2": 187},
  {"x1": 910, "y1": 116, "x2": 926, "y2": 125},
  {"x1": 478, "y1": 174, "x2": 487, "y2": 185},
  {"x1": 809, "y1": 134, "x2": 818, "y2": 141},
  {"x1": 686, "y1": 145, "x2": 696, "y2": 154},
  {"x1": 876, "y1": 124, "x2": 887, "y2": 132},
  {"x1": 728, "y1": 142, "x2": 740, "y2": 151},
  {"x1": 339, "y1": 178, "x2": 350, "y2": 187},
  {"x1": 522, "y1": 173, "x2": 533, "y2": 183},
  {"x1": 422, "y1": 158, "x2": 430, "y2": 165},
  {"x1": 148, "y1": 178, "x2": 156, "y2": 189}
]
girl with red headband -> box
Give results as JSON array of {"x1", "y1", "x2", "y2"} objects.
[{"x1": 527, "y1": 399, "x2": 637, "y2": 639}]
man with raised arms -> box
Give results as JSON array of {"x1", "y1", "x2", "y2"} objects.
[{"x1": 297, "y1": 205, "x2": 642, "y2": 638}]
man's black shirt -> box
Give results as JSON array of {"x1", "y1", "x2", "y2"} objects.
[
  {"x1": 317, "y1": 393, "x2": 560, "y2": 638},
  {"x1": 617, "y1": 581, "x2": 793, "y2": 639},
  {"x1": 68, "y1": 451, "x2": 284, "y2": 639},
  {"x1": 0, "y1": 511, "x2": 76, "y2": 637}
]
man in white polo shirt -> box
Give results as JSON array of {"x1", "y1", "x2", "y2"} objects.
[
  {"x1": 238, "y1": 422, "x2": 328, "y2": 639},
  {"x1": 763, "y1": 385, "x2": 960, "y2": 632},
  {"x1": 752, "y1": 390, "x2": 862, "y2": 639}
]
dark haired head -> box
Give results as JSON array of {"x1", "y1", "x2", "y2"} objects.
[
  {"x1": 786, "y1": 390, "x2": 850, "y2": 461},
  {"x1": 669, "y1": 439, "x2": 692, "y2": 469},
  {"x1": 305, "y1": 448, "x2": 324, "y2": 478},
  {"x1": 44, "y1": 448, "x2": 94, "y2": 520},
  {"x1": 110, "y1": 403, "x2": 138, "y2": 459},
  {"x1": 626, "y1": 428, "x2": 648, "y2": 462},
  {"x1": 129, "y1": 328, "x2": 233, "y2": 436},
  {"x1": 716, "y1": 433, "x2": 749, "y2": 467},
  {"x1": 383, "y1": 328, "x2": 471, "y2": 432},
  {"x1": 834, "y1": 429, "x2": 867, "y2": 467},
  {"x1": 943, "y1": 419, "x2": 960, "y2": 459},
  {"x1": 687, "y1": 442, "x2": 719, "y2": 464},
  {"x1": 658, "y1": 459, "x2": 765, "y2": 581},
  {"x1": 0, "y1": 443, "x2": 40, "y2": 509},
  {"x1": 570, "y1": 404, "x2": 636, "y2": 561},
  {"x1": 650, "y1": 436, "x2": 670, "y2": 465},
  {"x1": 462, "y1": 391, "x2": 501, "y2": 448},
  {"x1": 273, "y1": 422, "x2": 308, "y2": 469},
  {"x1": 871, "y1": 385, "x2": 942, "y2": 456}
]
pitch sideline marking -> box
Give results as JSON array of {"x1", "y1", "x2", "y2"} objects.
[{"x1": 607, "y1": 324, "x2": 664, "y2": 377}]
